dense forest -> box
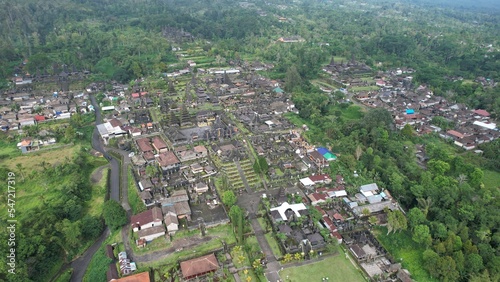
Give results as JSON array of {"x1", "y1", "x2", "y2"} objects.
[
  {"x1": 0, "y1": 0, "x2": 499, "y2": 281},
  {"x1": 1, "y1": 0, "x2": 499, "y2": 113}
]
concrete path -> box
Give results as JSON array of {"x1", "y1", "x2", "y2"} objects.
[
  {"x1": 249, "y1": 215, "x2": 281, "y2": 282},
  {"x1": 235, "y1": 160, "x2": 252, "y2": 193}
]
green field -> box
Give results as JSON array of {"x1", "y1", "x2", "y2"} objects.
[
  {"x1": 280, "y1": 253, "x2": 366, "y2": 282},
  {"x1": 374, "y1": 227, "x2": 438, "y2": 282},
  {"x1": 350, "y1": 86, "x2": 380, "y2": 92},
  {"x1": 88, "y1": 166, "x2": 109, "y2": 217},
  {"x1": 265, "y1": 233, "x2": 282, "y2": 258}
]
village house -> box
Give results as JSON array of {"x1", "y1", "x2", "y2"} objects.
[
  {"x1": 156, "y1": 151, "x2": 181, "y2": 174},
  {"x1": 160, "y1": 189, "x2": 192, "y2": 221},
  {"x1": 130, "y1": 207, "x2": 163, "y2": 232},
  {"x1": 164, "y1": 211, "x2": 179, "y2": 235},
  {"x1": 137, "y1": 225, "x2": 166, "y2": 242},
  {"x1": 151, "y1": 136, "x2": 169, "y2": 153},
  {"x1": 180, "y1": 253, "x2": 219, "y2": 280}
]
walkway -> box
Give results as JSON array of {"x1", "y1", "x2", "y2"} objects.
[
  {"x1": 249, "y1": 215, "x2": 281, "y2": 282},
  {"x1": 235, "y1": 160, "x2": 252, "y2": 193}
]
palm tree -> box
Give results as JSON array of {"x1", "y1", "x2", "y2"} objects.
[
  {"x1": 457, "y1": 174, "x2": 468, "y2": 185},
  {"x1": 417, "y1": 197, "x2": 433, "y2": 218}
]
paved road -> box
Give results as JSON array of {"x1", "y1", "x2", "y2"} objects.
[{"x1": 68, "y1": 95, "x2": 122, "y2": 282}]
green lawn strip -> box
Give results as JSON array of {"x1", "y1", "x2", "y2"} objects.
[
  {"x1": 128, "y1": 166, "x2": 146, "y2": 214},
  {"x1": 264, "y1": 233, "x2": 282, "y2": 258},
  {"x1": 149, "y1": 108, "x2": 162, "y2": 123},
  {"x1": 130, "y1": 234, "x2": 171, "y2": 255},
  {"x1": 280, "y1": 253, "x2": 366, "y2": 282},
  {"x1": 373, "y1": 226, "x2": 438, "y2": 282},
  {"x1": 132, "y1": 224, "x2": 236, "y2": 256},
  {"x1": 350, "y1": 86, "x2": 380, "y2": 92},
  {"x1": 88, "y1": 167, "x2": 109, "y2": 217},
  {"x1": 483, "y1": 169, "x2": 500, "y2": 190},
  {"x1": 54, "y1": 268, "x2": 73, "y2": 282},
  {"x1": 137, "y1": 232, "x2": 234, "y2": 269},
  {"x1": 360, "y1": 77, "x2": 375, "y2": 82}
]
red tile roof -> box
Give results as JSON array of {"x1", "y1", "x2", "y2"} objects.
[
  {"x1": 193, "y1": 145, "x2": 207, "y2": 153},
  {"x1": 136, "y1": 138, "x2": 153, "y2": 152},
  {"x1": 157, "y1": 151, "x2": 180, "y2": 167},
  {"x1": 130, "y1": 207, "x2": 163, "y2": 229},
  {"x1": 111, "y1": 271, "x2": 150, "y2": 282},
  {"x1": 34, "y1": 115, "x2": 46, "y2": 121},
  {"x1": 314, "y1": 206, "x2": 327, "y2": 216},
  {"x1": 309, "y1": 193, "x2": 327, "y2": 203},
  {"x1": 151, "y1": 136, "x2": 167, "y2": 151},
  {"x1": 109, "y1": 118, "x2": 122, "y2": 127},
  {"x1": 309, "y1": 174, "x2": 332, "y2": 183},
  {"x1": 180, "y1": 253, "x2": 219, "y2": 279},
  {"x1": 474, "y1": 109, "x2": 490, "y2": 117},
  {"x1": 447, "y1": 130, "x2": 464, "y2": 139}
]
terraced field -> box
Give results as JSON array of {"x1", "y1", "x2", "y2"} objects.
[{"x1": 219, "y1": 158, "x2": 263, "y2": 191}]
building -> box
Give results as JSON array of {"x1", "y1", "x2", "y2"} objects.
[
  {"x1": 164, "y1": 212, "x2": 179, "y2": 235},
  {"x1": 130, "y1": 207, "x2": 163, "y2": 232},
  {"x1": 151, "y1": 136, "x2": 169, "y2": 153},
  {"x1": 180, "y1": 253, "x2": 219, "y2": 280},
  {"x1": 156, "y1": 151, "x2": 181, "y2": 174},
  {"x1": 270, "y1": 202, "x2": 308, "y2": 222},
  {"x1": 137, "y1": 225, "x2": 166, "y2": 242}
]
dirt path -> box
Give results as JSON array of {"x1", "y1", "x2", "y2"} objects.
[{"x1": 90, "y1": 165, "x2": 109, "y2": 184}]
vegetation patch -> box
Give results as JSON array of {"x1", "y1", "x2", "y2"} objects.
[
  {"x1": 88, "y1": 166, "x2": 109, "y2": 217},
  {"x1": 483, "y1": 169, "x2": 500, "y2": 190},
  {"x1": 83, "y1": 231, "x2": 119, "y2": 282},
  {"x1": 280, "y1": 253, "x2": 366, "y2": 282},
  {"x1": 374, "y1": 227, "x2": 438, "y2": 282},
  {"x1": 128, "y1": 167, "x2": 146, "y2": 214},
  {"x1": 54, "y1": 268, "x2": 73, "y2": 282}
]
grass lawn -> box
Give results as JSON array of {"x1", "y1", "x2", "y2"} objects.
[
  {"x1": 138, "y1": 230, "x2": 235, "y2": 269},
  {"x1": 280, "y1": 254, "x2": 366, "y2": 282},
  {"x1": 283, "y1": 113, "x2": 325, "y2": 144},
  {"x1": 373, "y1": 227, "x2": 438, "y2": 282},
  {"x1": 54, "y1": 268, "x2": 73, "y2": 282},
  {"x1": 2, "y1": 144, "x2": 80, "y2": 171},
  {"x1": 483, "y1": 169, "x2": 500, "y2": 190},
  {"x1": 265, "y1": 233, "x2": 282, "y2": 258},
  {"x1": 360, "y1": 77, "x2": 375, "y2": 82},
  {"x1": 0, "y1": 137, "x2": 21, "y2": 159},
  {"x1": 88, "y1": 166, "x2": 109, "y2": 217},
  {"x1": 132, "y1": 224, "x2": 237, "y2": 256},
  {"x1": 131, "y1": 234, "x2": 171, "y2": 255},
  {"x1": 350, "y1": 86, "x2": 380, "y2": 92}
]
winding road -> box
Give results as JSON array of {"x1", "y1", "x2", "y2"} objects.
[{"x1": 68, "y1": 95, "x2": 122, "y2": 282}]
